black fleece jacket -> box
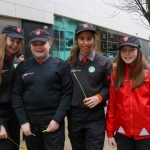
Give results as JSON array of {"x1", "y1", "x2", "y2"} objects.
[
  {"x1": 11, "y1": 56, "x2": 72, "y2": 125},
  {"x1": 68, "y1": 53, "x2": 112, "y2": 122},
  {"x1": 0, "y1": 55, "x2": 16, "y2": 126}
]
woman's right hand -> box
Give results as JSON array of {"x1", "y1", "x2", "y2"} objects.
[
  {"x1": 0, "y1": 125, "x2": 8, "y2": 139},
  {"x1": 108, "y1": 137, "x2": 117, "y2": 148},
  {"x1": 21, "y1": 122, "x2": 32, "y2": 136}
]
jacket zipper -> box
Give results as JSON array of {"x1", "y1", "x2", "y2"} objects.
[{"x1": 129, "y1": 70, "x2": 133, "y2": 136}]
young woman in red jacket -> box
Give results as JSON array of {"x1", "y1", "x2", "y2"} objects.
[{"x1": 106, "y1": 35, "x2": 150, "y2": 150}]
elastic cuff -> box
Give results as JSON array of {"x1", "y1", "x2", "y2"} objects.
[
  {"x1": 95, "y1": 94, "x2": 102, "y2": 104},
  {"x1": 107, "y1": 134, "x2": 114, "y2": 138}
]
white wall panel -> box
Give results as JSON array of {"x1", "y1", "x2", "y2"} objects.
[
  {"x1": 43, "y1": 12, "x2": 53, "y2": 24},
  {"x1": 0, "y1": 1, "x2": 15, "y2": 17},
  {"x1": 46, "y1": 0, "x2": 65, "y2": 6},
  {"x1": 1, "y1": 0, "x2": 30, "y2": 7},
  {"x1": 31, "y1": 0, "x2": 55, "y2": 13},
  {"x1": 0, "y1": 0, "x2": 149, "y2": 40},
  {"x1": 89, "y1": 15, "x2": 100, "y2": 25},
  {"x1": 74, "y1": 11, "x2": 89, "y2": 22},
  {"x1": 82, "y1": 4, "x2": 95, "y2": 16},
  {"x1": 55, "y1": 4, "x2": 75, "y2": 19},
  {"x1": 16, "y1": 5, "x2": 43, "y2": 22},
  {"x1": 101, "y1": 19, "x2": 112, "y2": 29},
  {"x1": 65, "y1": 0, "x2": 82, "y2": 12}
]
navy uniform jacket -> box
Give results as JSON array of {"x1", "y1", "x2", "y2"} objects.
[
  {"x1": 0, "y1": 55, "x2": 16, "y2": 126},
  {"x1": 11, "y1": 56, "x2": 72, "y2": 125},
  {"x1": 68, "y1": 53, "x2": 112, "y2": 122}
]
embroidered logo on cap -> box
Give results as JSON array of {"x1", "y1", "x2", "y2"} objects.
[
  {"x1": 36, "y1": 30, "x2": 40, "y2": 35},
  {"x1": 17, "y1": 28, "x2": 21, "y2": 33},
  {"x1": 83, "y1": 24, "x2": 88, "y2": 28},
  {"x1": 124, "y1": 36, "x2": 128, "y2": 41}
]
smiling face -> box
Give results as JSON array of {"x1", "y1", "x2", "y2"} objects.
[
  {"x1": 5, "y1": 36, "x2": 22, "y2": 55},
  {"x1": 120, "y1": 45, "x2": 138, "y2": 66},
  {"x1": 30, "y1": 41, "x2": 51, "y2": 59},
  {"x1": 77, "y1": 31, "x2": 95, "y2": 56}
]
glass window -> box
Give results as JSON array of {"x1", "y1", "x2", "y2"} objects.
[
  {"x1": 107, "y1": 29, "x2": 118, "y2": 59},
  {"x1": 52, "y1": 16, "x2": 79, "y2": 60},
  {"x1": 108, "y1": 29, "x2": 118, "y2": 43},
  {"x1": 141, "y1": 39, "x2": 149, "y2": 61},
  {"x1": 97, "y1": 28, "x2": 127, "y2": 60},
  {"x1": 99, "y1": 27, "x2": 107, "y2": 56}
]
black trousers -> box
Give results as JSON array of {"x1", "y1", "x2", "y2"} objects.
[
  {"x1": 115, "y1": 133, "x2": 150, "y2": 150},
  {"x1": 0, "y1": 114, "x2": 20, "y2": 150},
  {"x1": 68, "y1": 119, "x2": 105, "y2": 150},
  {"x1": 24, "y1": 113, "x2": 65, "y2": 150}
]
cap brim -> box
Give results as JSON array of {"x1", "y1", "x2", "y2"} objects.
[
  {"x1": 29, "y1": 38, "x2": 49, "y2": 44},
  {"x1": 7, "y1": 33, "x2": 25, "y2": 39},
  {"x1": 118, "y1": 43, "x2": 139, "y2": 50},
  {"x1": 76, "y1": 29, "x2": 96, "y2": 34}
]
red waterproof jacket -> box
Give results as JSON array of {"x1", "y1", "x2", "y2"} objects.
[{"x1": 106, "y1": 64, "x2": 150, "y2": 140}]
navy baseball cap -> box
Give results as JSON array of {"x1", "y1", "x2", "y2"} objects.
[
  {"x1": 118, "y1": 36, "x2": 141, "y2": 50},
  {"x1": 75, "y1": 23, "x2": 96, "y2": 34},
  {"x1": 29, "y1": 29, "x2": 51, "y2": 44},
  {"x1": 1, "y1": 25, "x2": 24, "y2": 39}
]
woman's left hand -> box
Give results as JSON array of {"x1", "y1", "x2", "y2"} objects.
[
  {"x1": 83, "y1": 96, "x2": 99, "y2": 108},
  {"x1": 46, "y1": 120, "x2": 59, "y2": 132},
  {"x1": 21, "y1": 122, "x2": 32, "y2": 136}
]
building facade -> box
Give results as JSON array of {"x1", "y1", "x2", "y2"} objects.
[{"x1": 0, "y1": 0, "x2": 149, "y2": 61}]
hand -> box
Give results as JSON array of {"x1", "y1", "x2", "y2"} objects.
[
  {"x1": 21, "y1": 122, "x2": 32, "y2": 136},
  {"x1": 46, "y1": 120, "x2": 59, "y2": 132},
  {"x1": 83, "y1": 96, "x2": 99, "y2": 108},
  {"x1": 108, "y1": 137, "x2": 117, "y2": 148},
  {"x1": 0, "y1": 125, "x2": 8, "y2": 139}
]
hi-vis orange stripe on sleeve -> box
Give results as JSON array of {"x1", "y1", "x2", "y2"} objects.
[
  {"x1": 113, "y1": 63, "x2": 117, "y2": 67},
  {"x1": 95, "y1": 94, "x2": 102, "y2": 104}
]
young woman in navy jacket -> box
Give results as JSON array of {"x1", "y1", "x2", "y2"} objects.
[
  {"x1": 67, "y1": 23, "x2": 112, "y2": 150},
  {"x1": 11, "y1": 29, "x2": 72, "y2": 150}
]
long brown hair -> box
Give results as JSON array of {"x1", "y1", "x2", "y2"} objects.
[
  {"x1": 67, "y1": 31, "x2": 97, "y2": 66},
  {"x1": 114, "y1": 47, "x2": 150, "y2": 90},
  {"x1": 0, "y1": 34, "x2": 23, "y2": 85}
]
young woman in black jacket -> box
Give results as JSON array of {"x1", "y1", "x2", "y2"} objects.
[{"x1": 0, "y1": 25, "x2": 24, "y2": 150}]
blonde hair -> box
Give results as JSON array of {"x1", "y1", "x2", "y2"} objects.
[
  {"x1": 67, "y1": 31, "x2": 97, "y2": 66},
  {"x1": 0, "y1": 34, "x2": 7, "y2": 85},
  {"x1": 0, "y1": 34, "x2": 23, "y2": 85},
  {"x1": 114, "y1": 47, "x2": 150, "y2": 90}
]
